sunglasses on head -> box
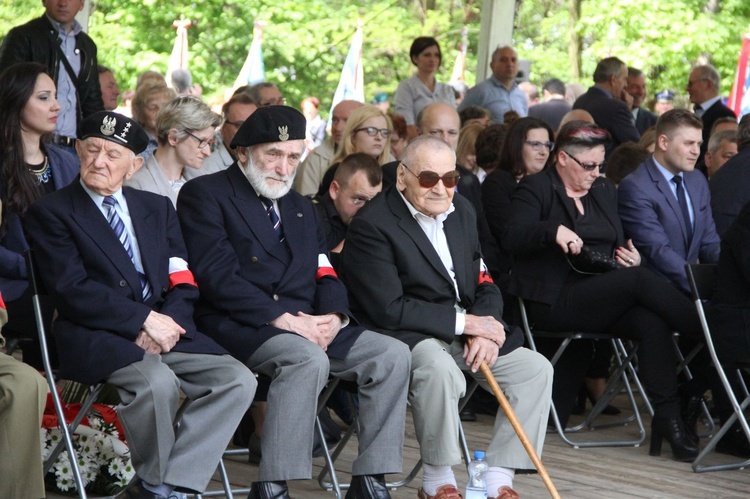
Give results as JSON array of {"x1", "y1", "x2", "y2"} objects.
[{"x1": 402, "y1": 163, "x2": 460, "y2": 188}]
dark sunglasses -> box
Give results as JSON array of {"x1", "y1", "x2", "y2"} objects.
[
  {"x1": 563, "y1": 151, "x2": 603, "y2": 171},
  {"x1": 402, "y1": 163, "x2": 460, "y2": 188}
]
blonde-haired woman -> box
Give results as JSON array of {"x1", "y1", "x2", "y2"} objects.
[
  {"x1": 456, "y1": 123, "x2": 486, "y2": 182},
  {"x1": 317, "y1": 105, "x2": 394, "y2": 195}
]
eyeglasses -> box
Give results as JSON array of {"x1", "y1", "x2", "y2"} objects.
[
  {"x1": 259, "y1": 97, "x2": 286, "y2": 107},
  {"x1": 402, "y1": 163, "x2": 460, "y2": 188},
  {"x1": 224, "y1": 120, "x2": 245, "y2": 128},
  {"x1": 185, "y1": 130, "x2": 215, "y2": 149},
  {"x1": 354, "y1": 127, "x2": 392, "y2": 138},
  {"x1": 525, "y1": 140, "x2": 555, "y2": 151},
  {"x1": 563, "y1": 151, "x2": 604, "y2": 171}
]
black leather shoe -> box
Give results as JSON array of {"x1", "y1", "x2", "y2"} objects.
[
  {"x1": 650, "y1": 416, "x2": 699, "y2": 462},
  {"x1": 680, "y1": 393, "x2": 704, "y2": 446},
  {"x1": 459, "y1": 408, "x2": 477, "y2": 421},
  {"x1": 716, "y1": 423, "x2": 750, "y2": 458},
  {"x1": 345, "y1": 474, "x2": 391, "y2": 499},
  {"x1": 247, "y1": 481, "x2": 290, "y2": 499}
]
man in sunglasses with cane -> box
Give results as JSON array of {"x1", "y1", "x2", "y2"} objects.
[{"x1": 340, "y1": 135, "x2": 553, "y2": 499}]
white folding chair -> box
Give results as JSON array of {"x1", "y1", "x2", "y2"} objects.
[{"x1": 686, "y1": 263, "x2": 750, "y2": 472}]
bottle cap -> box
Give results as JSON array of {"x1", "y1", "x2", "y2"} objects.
[{"x1": 473, "y1": 450, "x2": 485, "y2": 460}]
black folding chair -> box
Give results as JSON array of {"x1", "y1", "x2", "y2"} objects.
[
  {"x1": 25, "y1": 249, "x2": 105, "y2": 499},
  {"x1": 518, "y1": 297, "x2": 648, "y2": 448},
  {"x1": 686, "y1": 263, "x2": 750, "y2": 472}
]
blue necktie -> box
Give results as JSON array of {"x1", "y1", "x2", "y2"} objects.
[
  {"x1": 259, "y1": 196, "x2": 286, "y2": 245},
  {"x1": 672, "y1": 175, "x2": 693, "y2": 244},
  {"x1": 102, "y1": 196, "x2": 153, "y2": 301}
]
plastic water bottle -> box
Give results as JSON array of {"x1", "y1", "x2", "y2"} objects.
[{"x1": 465, "y1": 450, "x2": 488, "y2": 499}]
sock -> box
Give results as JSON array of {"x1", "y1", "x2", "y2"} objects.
[
  {"x1": 485, "y1": 467, "x2": 515, "y2": 496},
  {"x1": 421, "y1": 463, "x2": 457, "y2": 495},
  {"x1": 142, "y1": 481, "x2": 174, "y2": 497}
]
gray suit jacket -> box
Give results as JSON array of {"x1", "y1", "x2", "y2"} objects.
[{"x1": 125, "y1": 153, "x2": 179, "y2": 207}]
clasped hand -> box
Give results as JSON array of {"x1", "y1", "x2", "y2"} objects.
[
  {"x1": 462, "y1": 314, "x2": 505, "y2": 372},
  {"x1": 270, "y1": 311, "x2": 343, "y2": 350},
  {"x1": 135, "y1": 311, "x2": 186, "y2": 354}
]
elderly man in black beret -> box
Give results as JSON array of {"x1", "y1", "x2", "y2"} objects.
[
  {"x1": 25, "y1": 111, "x2": 256, "y2": 499},
  {"x1": 177, "y1": 106, "x2": 410, "y2": 499}
]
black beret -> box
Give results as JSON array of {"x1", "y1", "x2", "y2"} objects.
[
  {"x1": 78, "y1": 111, "x2": 149, "y2": 155},
  {"x1": 230, "y1": 105, "x2": 306, "y2": 149}
]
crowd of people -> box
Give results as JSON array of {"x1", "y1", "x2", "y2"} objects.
[{"x1": 1, "y1": 2, "x2": 750, "y2": 499}]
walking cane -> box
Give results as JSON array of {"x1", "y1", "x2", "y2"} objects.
[{"x1": 466, "y1": 337, "x2": 561, "y2": 499}]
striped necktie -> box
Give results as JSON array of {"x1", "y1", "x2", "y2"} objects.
[
  {"x1": 102, "y1": 196, "x2": 153, "y2": 301},
  {"x1": 258, "y1": 196, "x2": 286, "y2": 245}
]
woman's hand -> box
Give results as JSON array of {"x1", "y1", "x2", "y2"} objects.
[
  {"x1": 615, "y1": 239, "x2": 641, "y2": 267},
  {"x1": 556, "y1": 225, "x2": 583, "y2": 255}
]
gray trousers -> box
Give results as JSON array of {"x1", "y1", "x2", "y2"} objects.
[
  {"x1": 107, "y1": 352, "x2": 256, "y2": 492},
  {"x1": 0, "y1": 353, "x2": 48, "y2": 499},
  {"x1": 246, "y1": 330, "x2": 411, "y2": 481},
  {"x1": 410, "y1": 339, "x2": 552, "y2": 470}
]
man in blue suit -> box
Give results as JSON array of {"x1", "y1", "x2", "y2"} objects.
[
  {"x1": 177, "y1": 106, "x2": 410, "y2": 499},
  {"x1": 618, "y1": 109, "x2": 721, "y2": 295},
  {"x1": 25, "y1": 111, "x2": 255, "y2": 498}
]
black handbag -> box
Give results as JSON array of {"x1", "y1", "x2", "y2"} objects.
[{"x1": 566, "y1": 245, "x2": 621, "y2": 275}]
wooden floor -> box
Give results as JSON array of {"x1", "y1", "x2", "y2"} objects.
[
  {"x1": 45, "y1": 397, "x2": 750, "y2": 499},
  {"x1": 193, "y1": 402, "x2": 750, "y2": 499}
]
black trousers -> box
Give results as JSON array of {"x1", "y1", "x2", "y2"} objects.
[{"x1": 526, "y1": 267, "x2": 702, "y2": 426}]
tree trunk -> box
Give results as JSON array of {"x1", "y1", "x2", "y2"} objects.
[{"x1": 568, "y1": 0, "x2": 582, "y2": 80}]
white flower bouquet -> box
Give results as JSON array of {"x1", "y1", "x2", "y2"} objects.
[{"x1": 41, "y1": 398, "x2": 135, "y2": 495}]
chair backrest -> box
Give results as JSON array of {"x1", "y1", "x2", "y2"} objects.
[{"x1": 686, "y1": 263, "x2": 717, "y2": 302}]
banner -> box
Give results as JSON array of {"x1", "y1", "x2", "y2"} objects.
[
  {"x1": 329, "y1": 23, "x2": 365, "y2": 117},
  {"x1": 233, "y1": 21, "x2": 267, "y2": 90},
  {"x1": 728, "y1": 32, "x2": 750, "y2": 118}
]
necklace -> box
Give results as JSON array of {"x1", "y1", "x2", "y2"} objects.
[{"x1": 28, "y1": 155, "x2": 51, "y2": 185}]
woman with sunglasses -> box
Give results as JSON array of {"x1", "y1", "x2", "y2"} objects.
[
  {"x1": 481, "y1": 117, "x2": 554, "y2": 282},
  {"x1": 503, "y1": 121, "x2": 704, "y2": 462},
  {"x1": 317, "y1": 105, "x2": 394, "y2": 196},
  {"x1": 126, "y1": 95, "x2": 221, "y2": 207}
]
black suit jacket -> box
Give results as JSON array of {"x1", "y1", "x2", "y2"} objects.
[
  {"x1": 0, "y1": 15, "x2": 104, "y2": 127},
  {"x1": 340, "y1": 185, "x2": 523, "y2": 354},
  {"x1": 502, "y1": 167, "x2": 626, "y2": 305},
  {"x1": 481, "y1": 169, "x2": 518, "y2": 277},
  {"x1": 634, "y1": 107, "x2": 657, "y2": 135},
  {"x1": 382, "y1": 160, "x2": 502, "y2": 277},
  {"x1": 25, "y1": 182, "x2": 225, "y2": 384},
  {"x1": 710, "y1": 146, "x2": 750, "y2": 237},
  {"x1": 573, "y1": 86, "x2": 640, "y2": 159},
  {"x1": 698, "y1": 100, "x2": 737, "y2": 163},
  {"x1": 177, "y1": 163, "x2": 361, "y2": 362}
]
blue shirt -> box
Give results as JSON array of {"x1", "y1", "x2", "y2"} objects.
[
  {"x1": 458, "y1": 76, "x2": 528, "y2": 123},
  {"x1": 47, "y1": 14, "x2": 82, "y2": 138}
]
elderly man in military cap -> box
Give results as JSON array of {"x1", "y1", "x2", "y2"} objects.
[
  {"x1": 177, "y1": 106, "x2": 410, "y2": 499},
  {"x1": 25, "y1": 111, "x2": 256, "y2": 499}
]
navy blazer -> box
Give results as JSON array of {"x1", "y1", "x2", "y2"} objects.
[
  {"x1": 634, "y1": 107, "x2": 657, "y2": 135},
  {"x1": 710, "y1": 147, "x2": 750, "y2": 237},
  {"x1": 618, "y1": 156, "x2": 720, "y2": 294},
  {"x1": 0, "y1": 145, "x2": 79, "y2": 302},
  {"x1": 503, "y1": 167, "x2": 625, "y2": 305},
  {"x1": 573, "y1": 86, "x2": 640, "y2": 159},
  {"x1": 25, "y1": 181, "x2": 226, "y2": 384},
  {"x1": 340, "y1": 185, "x2": 523, "y2": 354},
  {"x1": 177, "y1": 163, "x2": 361, "y2": 362},
  {"x1": 698, "y1": 100, "x2": 736, "y2": 162}
]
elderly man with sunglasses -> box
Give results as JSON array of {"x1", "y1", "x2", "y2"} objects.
[{"x1": 340, "y1": 135, "x2": 552, "y2": 499}]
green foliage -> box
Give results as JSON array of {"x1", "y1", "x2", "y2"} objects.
[{"x1": 1, "y1": 0, "x2": 749, "y2": 113}]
